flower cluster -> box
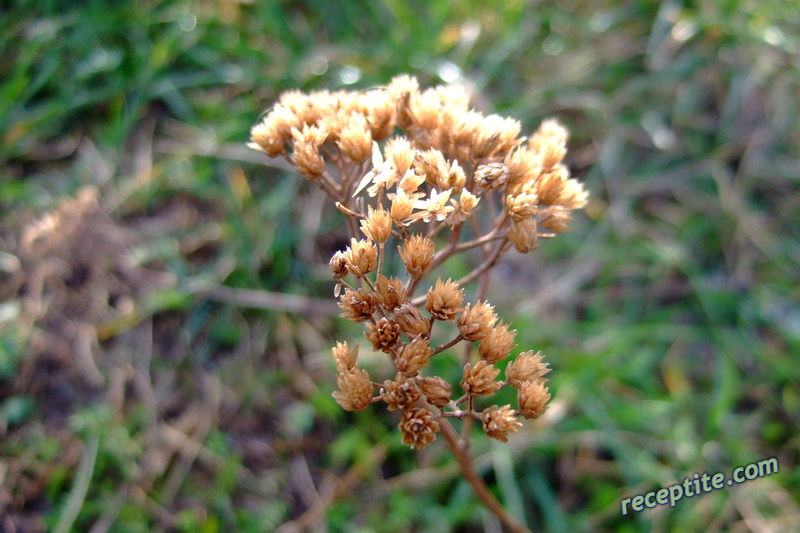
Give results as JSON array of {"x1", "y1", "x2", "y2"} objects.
[{"x1": 250, "y1": 75, "x2": 586, "y2": 449}]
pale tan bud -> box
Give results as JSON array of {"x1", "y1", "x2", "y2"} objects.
[
  {"x1": 332, "y1": 341, "x2": 359, "y2": 373},
  {"x1": 365, "y1": 317, "x2": 401, "y2": 353},
  {"x1": 472, "y1": 115, "x2": 521, "y2": 159},
  {"x1": 505, "y1": 191, "x2": 538, "y2": 221},
  {"x1": 364, "y1": 90, "x2": 395, "y2": 141},
  {"x1": 473, "y1": 162, "x2": 510, "y2": 192},
  {"x1": 337, "y1": 113, "x2": 372, "y2": 163},
  {"x1": 446, "y1": 190, "x2": 480, "y2": 226},
  {"x1": 390, "y1": 189, "x2": 416, "y2": 224},
  {"x1": 418, "y1": 376, "x2": 452, "y2": 408},
  {"x1": 292, "y1": 141, "x2": 326, "y2": 178},
  {"x1": 505, "y1": 350, "x2": 550, "y2": 389},
  {"x1": 329, "y1": 251, "x2": 348, "y2": 280},
  {"x1": 555, "y1": 178, "x2": 588, "y2": 209},
  {"x1": 408, "y1": 88, "x2": 441, "y2": 131},
  {"x1": 389, "y1": 75, "x2": 420, "y2": 130},
  {"x1": 529, "y1": 118, "x2": 568, "y2": 169},
  {"x1": 338, "y1": 287, "x2": 376, "y2": 322},
  {"x1": 343, "y1": 238, "x2": 377, "y2": 277},
  {"x1": 535, "y1": 165, "x2": 569, "y2": 206},
  {"x1": 332, "y1": 366, "x2": 373, "y2": 411},
  {"x1": 393, "y1": 302, "x2": 430, "y2": 337},
  {"x1": 250, "y1": 121, "x2": 285, "y2": 157},
  {"x1": 386, "y1": 137, "x2": 416, "y2": 177},
  {"x1": 426, "y1": 278, "x2": 464, "y2": 321},
  {"x1": 504, "y1": 147, "x2": 543, "y2": 195},
  {"x1": 478, "y1": 322, "x2": 517, "y2": 363},
  {"x1": 517, "y1": 380, "x2": 550, "y2": 419},
  {"x1": 539, "y1": 206, "x2": 573, "y2": 233},
  {"x1": 267, "y1": 104, "x2": 303, "y2": 139},
  {"x1": 380, "y1": 373, "x2": 421, "y2": 411},
  {"x1": 395, "y1": 336, "x2": 433, "y2": 376},
  {"x1": 360, "y1": 207, "x2": 393, "y2": 243},
  {"x1": 461, "y1": 360, "x2": 501, "y2": 397},
  {"x1": 399, "y1": 407, "x2": 440, "y2": 449},
  {"x1": 399, "y1": 234, "x2": 435, "y2": 277},
  {"x1": 507, "y1": 218, "x2": 539, "y2": 253},
  {"x1": 457, "y1": 301, "x2": 497, "y2": 342},
  {"x1": 375, "y1": 275, "x2": 407, "y2": 311},
  {"x1": 482, "y1": 404, "x2": 522, "y2": 442}
]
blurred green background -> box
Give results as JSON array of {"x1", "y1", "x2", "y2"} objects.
[{"x1": 1, "y1": 0, "x2": 798, "y2": 531}]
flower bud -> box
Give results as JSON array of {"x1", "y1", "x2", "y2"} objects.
[
  {"x1": 418, "y1": 376, "x2": 452, "y2": 408},
  {"x1": 482, "y1": 404, "x2": 521, "y2": 442},
  {"x1": 457, "y1": 301, "x2": 497, "y2": 341},
  {"x1": 360, "y1": 206, "x2": 393, "y2": 243},
  {"x1": 478, "y1": 322, "x2": 517, "y2": 363},
  {"x1": 333, "y1": 366, "x2": 373, "y2": 411},
  {"x1": 332, "y1": 341, "x2": 359, "y2": 373},
  {"x1": 517, "y1": 380, "x2": 550, "y2": 419},
  {"x1": 364, "y1": 317, "x2": 401, "y2": 353},
  {"x1": 339, "y1": 287, "x2": 376, "y2": 322},
  {"x1": 395, "y1": 336, "x2": 433, "y2": 376},
  {"x1": 393, "y1": 302, "x2": 430, "y2": 337},
  {"x1": 375, "y1": 275, "x2": 406, "y2": 311},
  {"x1": 461, "y1": 360, "x2": 501, "y2": 397},
  {"x1": 399, "y1": 234, "x2": 435, "y2": 277},
  {"x1": 505, "y1": 350, "x2": 550, "y2": 389},
  {"x1": 507, "y1": 218, "x2": 538, "y2": 253},
  {"x1": 343, "y1": 238, "x2": 377, "y2": 277},
  {"x1": 380, "y1": 373, "x2": 421, "y2": 411},
  {"x1": 329, "y1": 251, "x2": 348, "y2": 280},
  {"x1": 399, "y1": 407, "x2": 440, "y2": 449}
]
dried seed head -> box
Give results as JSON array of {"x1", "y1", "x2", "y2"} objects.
[
  {"x1": 398, "y1": 170, "x2": 426, "y2": 195},
  {"x1": 332, "y1": 341, "x2": 359, "y2": 373},
  {"x1": 504, "y1": 146, "x2": 543, "y2": 195},
  {"x1": 507, "y1": 218, "x2": 539, "y2": 253},
  {"x1": 505, "y1": 350, "x2": 550, "y2": 389},
  {"x1": 472, "y1": 114, "x2": 520, "y2": 159},
  {"x1": 343, "y1": 238, "x2": 377, "y2": 277},
  {"x1": 329, "y1": 250, "x2": 348, "y2": 280},
  {"x1": 554, "y1": 178, "x2": 588, "y2": 210},
  {"x1": 518, "y1": 380, "x2": 550, "y2": 419},
  {"x1": 250, "y1": 120, "x2": 285, "y2": 157},
  {"x1": 539, "y1": 205, "x2": 574, "y2": 233},
  {"x1": 364, "y1": 90, "x2": 395, "y2": 141},
  {"x1": 529, "y1": 118, "x2": 568, "y2": 169},
  {"x1": 457, "y1": 301, "x2": 497, "y2": 342},
  {"x1": 360, "y1": 207, "x2": 393, "y2": 243},
  {"x1": 380, "y1": 373, "x2": 421, "y2": 411},
  {"x1": 292, "y1": 141, "x2": 326, "y2": 178},
  {"x1": 478, "y1": 322, "x2": 517, "y2": 363},
  {"x1": 505, "y1": 191, "x2": 538, "y2": 221},
  {"x1": 399, "y1": 407, "x2": 440, "y2": 449},
  {"x1": 446, "y1": 190, "x2": 480, "y2": 226},
  {"x1": 534, "y1": 165, "x2": 570, "y2": 206},
  {"x1": 390, "y1": 188, "x2": 417, "y2": 224},
  {"x1": 365, "y1": 317, "x2": 401, "y2": 353},
  {"x1": 375, "y1": 275, "x2": 407, "y2": 311},
  {"x1": 385, "y1": 137, "x2": 416, "y2": 177},
  {"x1": 337, "y1": 113, "x2": 372, "y2": 163},
  {"x1": 395, "y1": 336, "x2": 433, "y2": 376},
  {"x1": 413, "y1": 148, "x2": 447, "y2": 186},
  {"x1": 333, "y1": 366, "x2": 373, "y2": 411},
  {"x1": 418, "y1": 376, "x2": 452, "y2": 408},
  {"x1": 461, "y1": 360, "x2": 501, "y2": 397},
  {"x1": 473, "y1": 162, "x2": 510, "y2": 192},
  {"x1": 426, "y1": 278, "x2": 464, "y2": 321},
  {"x1": 339, "y1": 287, "x2": 376, "y2": 322},
  {"x1": 393, "y1": 302, "x2": 430, "y2": 337},
  {"x1": 482, "y1": 404, "x2": 522, "y2": 442},
  {"x1": 399, "y1": 234, "x2": 435, "y2": 277}
]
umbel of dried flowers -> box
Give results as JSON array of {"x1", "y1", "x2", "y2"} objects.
[{"x1": 250, "y1": 75, "x2": 586, "y2": 450}]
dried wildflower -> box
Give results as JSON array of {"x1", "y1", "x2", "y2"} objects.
[
  {"x1": 461, "y1": 360, "x2": 501, "y2": 397},
  {"x1": 478, "y1": 322, "x2": 517, "y2": 363},
  {"x1": 332, "y1": 341, "x2": 359, "y2": 373},
  {"x1": 426, "y1": 278, "x2": 464, "y2": 321},
  {"x1": 393, "y1": 302, "x2": 430, "y2": 337},
  {"x1": 505, "y1": 191, "x2": 538, "y2": 221},
  {"x1": 482, "y1": 405, "x2": 522, "y2": 442},
  {"x1": 343, "y1": 238, "x2": 377, "y2": 277},
  {"x1": 529, "y1": 118, "x2": 568, "y2": 169},
  {"x1": 474, "y1": 162, "x2": 510, "y2": 192},
  {"x1": 333, "y1": 366, "x2": 373, "y2": 411},
  {"x1": 381, "y1": 373, "x2": 421, "y2": 411},
  {"x1": 291, "y1": 124, "x2": 328, "y2": 178},
  {"x1": 249, "y1": 120, "x2": 285, "y2": 157},
  {"x1": 399, "y1": 234, "x2": 435, "y2": 277},
  {"x1": 457, "y1": 301, "x2": 497, "y2": 342},
  {"x1": 337, "y1": 113, "x2": 372, "y2": 162},
  {"x1": 386, "y1": 137, "x2": 416, "y2": 178},
  {"x1": 395, "y1": 336, "x2": 433, "y2": 376},
  {"x1": 365, "y1": 317, "x2": 401, "y2": 353},
  {"x1": 518, "y1": 380, "x2": 550, "y2": 419},
  {"x1": 534, "y1": 165, "x2": 570, "y2": 206},
  {"x1": 539, "y1": 205, "x2": 573, "y2": 233},
  {"x1": 418, "y1": 376, "x2": 452, "y2": 408},
  {"x1": 389, "y1": 188, "x2": 417, "y2": 224},
  {"x1": 398, "y1": 170, "x2": 426, "y2": 195},
  {"x1": 410, "y1": 188, "x2": 454, "y2": 223},
  {"x1": 505, "y1": 350, "x2": 550, "y2": 389},
  {"x1": 360, "y1": 207, "x2": 393, "y2": 243},
  {"x1": 507, "y1": 218, "x2": 539, "y2": 253},
  {"x1": 504, "y1": 146, "x2": 543, "y2": 195},
  {"x1": 399, "y1": 407, "x2": 440, "y2": 449},
  {"x1": 329, "y1": 250, "x2": 348, "y2": 280},
  {"x1": 446, "y1": 190, "x2": 479, "y2": 226},
  {"x1": 339, "y1": 287, "x2": 376, "y2": 322},
  {"x1": 375, "y1": 275, "x2": 406, "y2": 311}
]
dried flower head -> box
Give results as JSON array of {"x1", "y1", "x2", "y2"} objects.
[
  {"x1": 375, "y1": 275, "x2": 406, "y2": 311},
  {"x1": 360, "y1": 206, "x2": 393, "y2": 243},
  {"x1": 343, "y1": 238, "x2": 377, "y2": 277},
  {"x1": 333, "y1": 366, "x2": 373, "y2": 411},
  {"x1": 395, "y1": 336, "x2": 433, "y2": 376},
  {"x1": 505, "y1": 350, "x2": 551, "y2": 389},
  {"x1": 461, "y1": 360, "x2": 501, "y2": 397},
  {"x1": 478, "y1": 322, "x2": 517, "y2": 363},
  {"x1": 365, "y1": 317, "x2": 401, "y2": 353},
  {"x1": 332, "y1": 341, "x2": 359, "y2": 373},
  {"x1": 482, "y1": 405, "x2": 522, "y2": 442},
  {"x1": 457, "y1": 301, "x2": 497, "y2": 342},
  {"x1": 418, "y1": 376, "x2": 452, "y2": 408},
  {"x1": 426, "y1": 278, "x2": 464, "y2": 321},
  {"x1": 381, "y1": 373, "x2": 421, "y2": 411},
  {"x1": 339, "y1": 287, "x2": 376, "y2": 322},
  {"x1": 518, "y1": 380, "x2": 550, "y2": 419},
  {"x1": 507, "y1": 218, "x2": 539, "y2": 253},
  {"x1": 399, "y1": 407, "x2": 440, "y2": 449},
  {"x1": 399, "y1": 234, "x2": 435, "y2": 277},
  {"x1": 393, "y1": 302, "x2": 430, "y2": 337}
]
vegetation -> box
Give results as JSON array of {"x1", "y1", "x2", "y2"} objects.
[{"x1": 1, "y1": 1, "x2": 797, "y2": 531}]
